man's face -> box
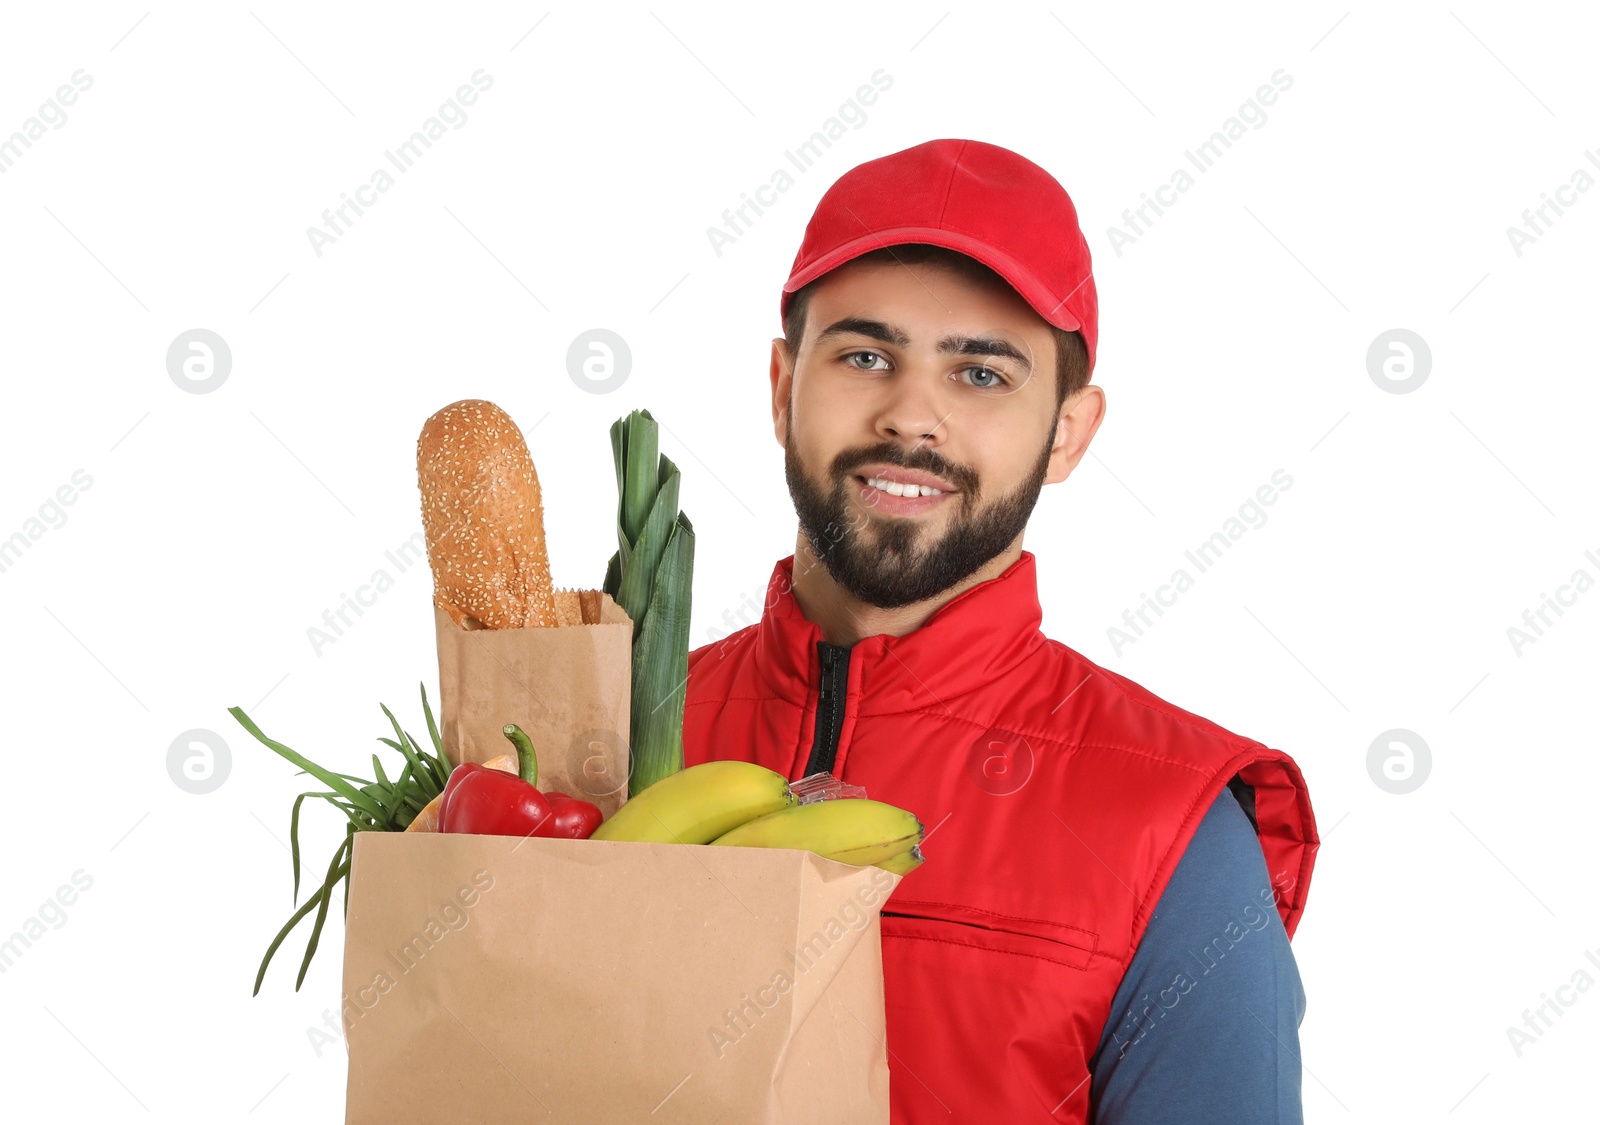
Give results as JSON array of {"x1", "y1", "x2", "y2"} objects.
[{"x1": 774, "y1": 256, "x2": 1069, "y2": 609}]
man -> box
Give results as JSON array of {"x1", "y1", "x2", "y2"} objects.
[{"x1": 683, "y1": 138, "x2": 1318, "y2": 1123}]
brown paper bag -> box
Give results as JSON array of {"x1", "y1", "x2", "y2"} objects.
[
  {"x1": 433, "y1": 588, "x2": 632, "y2": 819},
  {"x1": 341, "y1": 832, "x2": 896, "y2": 1124}
]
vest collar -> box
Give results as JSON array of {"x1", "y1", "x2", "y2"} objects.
[{"x1": 751, "y1": 549, "x2": 1048, "y2": 714}]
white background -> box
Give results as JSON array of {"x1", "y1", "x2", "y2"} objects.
[{"x1": 1, "y1": 1, "x2": 1595, "y2": 1121}]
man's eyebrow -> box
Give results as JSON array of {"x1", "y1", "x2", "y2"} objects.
[{"x1": 814, "y1": 317, "x2": 1033, "y2": 374}]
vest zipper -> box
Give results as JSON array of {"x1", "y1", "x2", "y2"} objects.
[{"x1": 802, "y1": 640, "x2": 852, "y2": 777}]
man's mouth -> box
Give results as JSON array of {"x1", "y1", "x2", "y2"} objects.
[
  {"x1": 851, "y1": 474, "x2": 954, "y2": 513},
  {"x1": 857, "y1": 474, "x2": 948, "y2": 498}
]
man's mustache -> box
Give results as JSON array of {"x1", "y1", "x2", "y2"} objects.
[{"x1": 832, "y1": 447, "x2": 978, "y2": 492}]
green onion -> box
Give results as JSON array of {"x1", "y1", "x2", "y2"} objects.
[
  {"x1": 230, "y1": 682, "x2": 457, "y2": 994},
  {"x1": 602, "y1": 409, "x2": 696, "y2": 797}
]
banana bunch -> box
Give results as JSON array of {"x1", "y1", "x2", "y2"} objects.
[
  {"x1": 875, "y1": 844, "x2": 924, "y2": 876},
  {"x1": 589, "y1": 762, "x2": 925, "y2": 876},
  {"x1": 711, "y1": 798, "x2": 925, "y2": 875},
  {"x1": 590, "y1": 760, "x2": 797, "y2": 844}
]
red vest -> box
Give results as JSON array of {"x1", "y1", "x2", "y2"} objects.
[{"x1": 684, "y1": 550, "x2": 1318, "y2": 1122}]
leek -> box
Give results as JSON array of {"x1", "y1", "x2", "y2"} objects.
[{"x1": 602, "y1": 409, "x2": 696, "y2": 796}]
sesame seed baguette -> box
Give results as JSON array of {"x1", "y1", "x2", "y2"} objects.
[{"x1": 416, "y1": 399, "x2": 559, "y2": 630}]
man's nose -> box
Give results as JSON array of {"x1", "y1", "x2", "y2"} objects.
[{"x1": 873, "y1": 374, "x2": 951, "y2": 447}]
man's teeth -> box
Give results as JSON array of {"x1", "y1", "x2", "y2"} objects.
[{"x1": 866, "y1": 476, "x2": 944, "y2": 497}]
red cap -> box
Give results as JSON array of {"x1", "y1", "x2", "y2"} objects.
[{"x1": 781, "y1": 138, "x2": 1098, "y2": 377}]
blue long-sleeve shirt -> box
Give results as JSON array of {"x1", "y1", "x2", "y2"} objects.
[{"x1": 1088, "y1": 787, "x2": 1307, "y2": 1123}]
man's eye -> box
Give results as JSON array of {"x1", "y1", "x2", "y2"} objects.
[
  {"x1": 960, "y1": 366, "x2": 1010, "y2": 390},
  {"x1": 844, "y1": 351, "x2": 887, "y2": 371}
]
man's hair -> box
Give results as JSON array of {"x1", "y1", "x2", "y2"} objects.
[{"x1": 781, "y1": 243, "x2": 1090, "y2": 414}]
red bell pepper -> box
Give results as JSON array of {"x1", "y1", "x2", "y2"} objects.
[
  {"x1": 437, "y1": 763, "x2": 553, "y2": 837},
  {"x1": 541, "y1": 792, "x2": 603, "y2": 839},
  {"x1": 436, "y1": 723, "x2": 603, "y2": 841},
  {"x1": 438, "y1": 723, "x2": 553, "y2": 838}
]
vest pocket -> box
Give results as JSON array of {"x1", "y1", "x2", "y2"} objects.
[{"x1": 881, "y1": 898, "x2": 1099, "y2": 971}]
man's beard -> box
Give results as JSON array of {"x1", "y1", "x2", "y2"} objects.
[{"x1": 783, "y1": 411, "x2": 1054, "y2": 609}]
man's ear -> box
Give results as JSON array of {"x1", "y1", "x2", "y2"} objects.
[
  {"x1": 1044, "y1": 384, "x2": 1107, "y2": 485},
  {"x1": 771, "y1": 337, "x2": 793, "y2": 448}
]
